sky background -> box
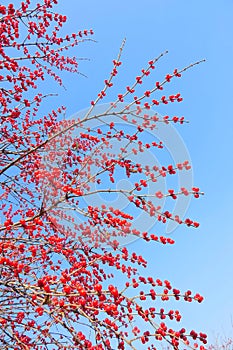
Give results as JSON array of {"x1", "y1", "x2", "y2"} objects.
[{"x1": 41, "y1": 0, "x2": 233, "y2": 345}]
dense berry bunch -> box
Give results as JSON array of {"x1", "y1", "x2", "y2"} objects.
[{"x1": 0, "y1": 1, "x2": 206, "y2": 349}]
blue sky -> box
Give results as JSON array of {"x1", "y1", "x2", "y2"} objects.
[{"x1": 51, "y1": 0, "x2": 233, "y2": 344}]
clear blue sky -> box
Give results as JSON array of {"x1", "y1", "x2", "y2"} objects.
[{"x1": 51, "y1": 0, "x2": 233, "y2": 344}]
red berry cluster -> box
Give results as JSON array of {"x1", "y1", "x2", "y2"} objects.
[{"x1": 0, "y1": 1, "x2": 206, "y2": 349}]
